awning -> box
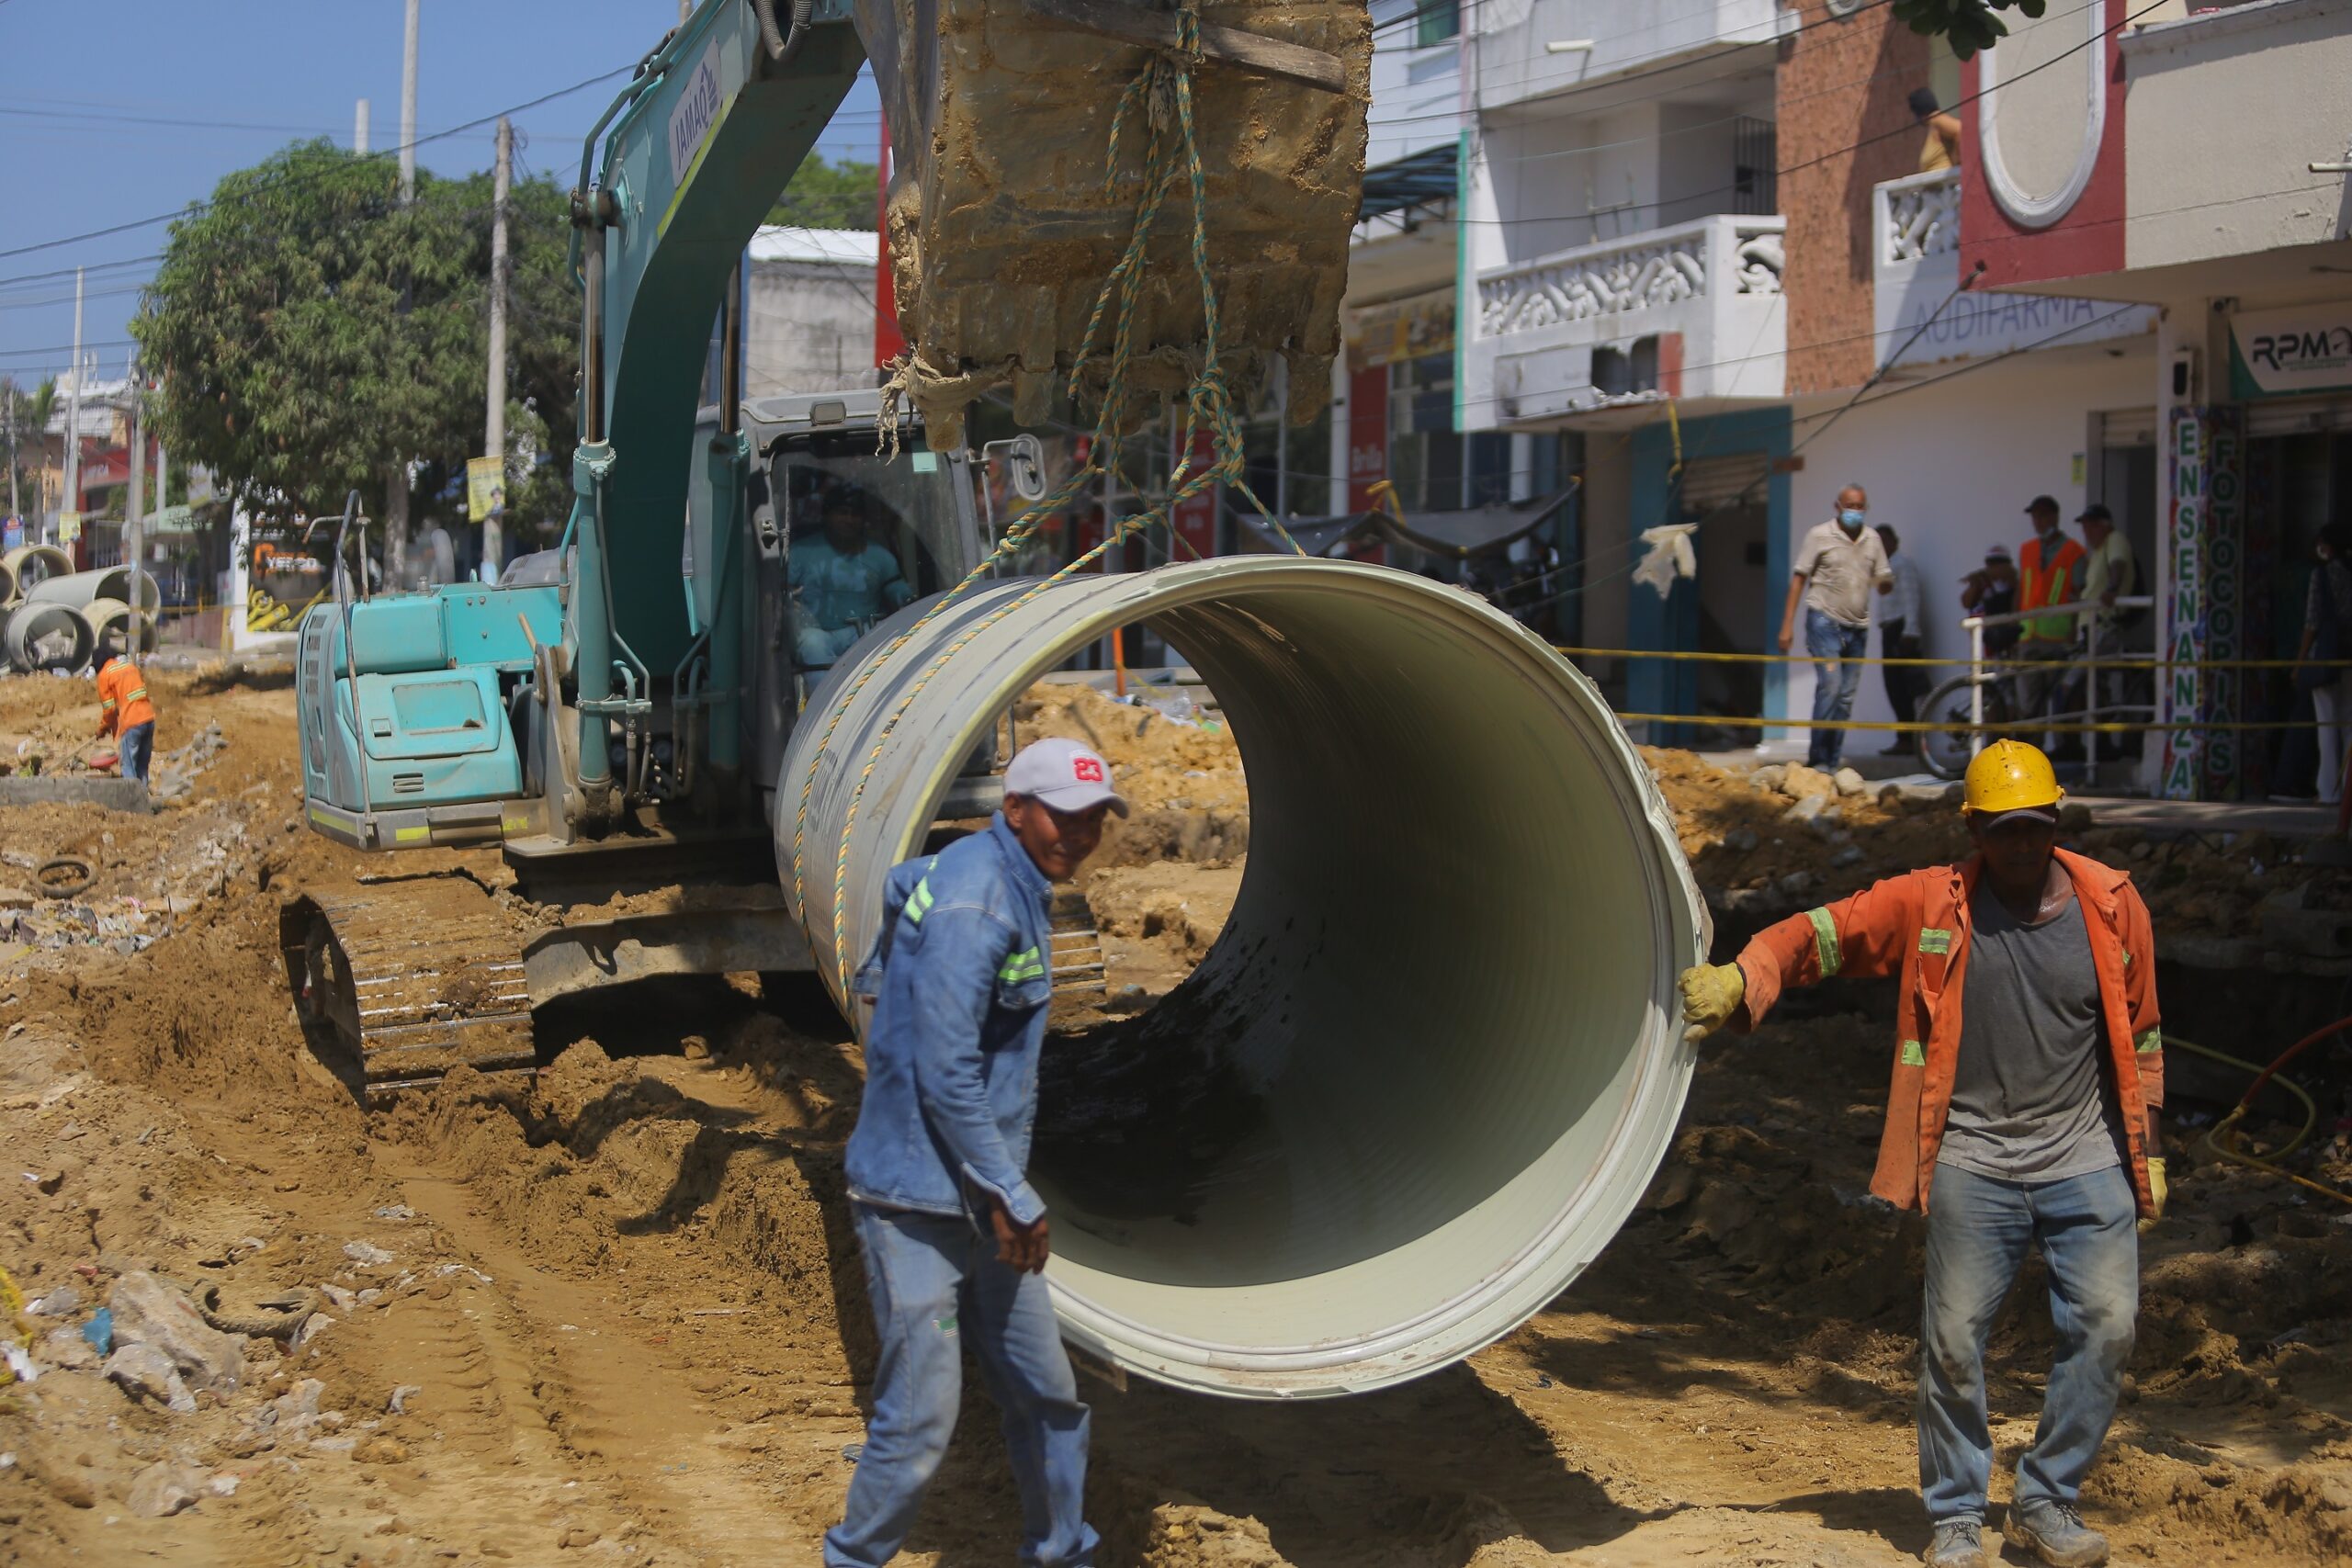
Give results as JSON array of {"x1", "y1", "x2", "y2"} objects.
[
  {"x1": 1359, "y1": 144, "x2": 1458, "y2": 224},
  {"x1": 1234, "y1": 488, "x2": 1576, "y2": 559}
]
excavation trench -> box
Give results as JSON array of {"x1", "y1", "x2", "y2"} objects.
[{"x1": 780, "y1": 558, "x2": 1705, "y2": 1398}]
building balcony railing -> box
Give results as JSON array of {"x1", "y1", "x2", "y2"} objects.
[
  {"x1": 1478, "y1": 214, "x2": 1783, "y2": 338},
  {"x1": 1462, "y1": 213, "x2": 1786, "y2": 426},
  {"x1": 1871, "y1": 168, "x2": 2150, "y2": 371},
  {"x1": 1875, "y1": 167, "x2": 1960, "y2": 266}
]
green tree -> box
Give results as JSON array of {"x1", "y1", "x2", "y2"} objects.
[
  {"x1": 2, "y1": 377, "x2": 53, "y2": 521},
  {"x1": 1894, "y1": 0, "x2": 2049, "y2": 58},
  {"x1": 131, "y1": 140, "x2": 577, "y2": 545},
  {"x1": 767, "y1": 152, "x2": 878, "y2": 231}
]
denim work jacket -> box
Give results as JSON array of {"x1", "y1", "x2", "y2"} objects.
[{"x1": 844, "y1": 814, "x2": 1056, "y2": 1224}]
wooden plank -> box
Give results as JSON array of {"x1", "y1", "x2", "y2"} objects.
[{"x1": 1022, "y1": 0, "x2": 1349, "y2": 96}]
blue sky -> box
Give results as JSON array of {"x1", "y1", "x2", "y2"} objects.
[{"x1": 0, "y1": 1, "x2": 883, "y2": 386}]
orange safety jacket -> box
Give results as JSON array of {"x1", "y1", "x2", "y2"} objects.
[
  {"x1": 2017, "y1": 534, "x2": 2086, "y2": 644},
  {"x1": 1729, "y1": 847, "x2": 2165, "y2": 1219},
  {"x1": 96, "y1": 659, "x2": 156, "y2": 738}
]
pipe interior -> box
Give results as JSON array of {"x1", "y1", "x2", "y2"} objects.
[{"x1": 1021, "y1": 583, "x2": 1678, "y2": 1359}]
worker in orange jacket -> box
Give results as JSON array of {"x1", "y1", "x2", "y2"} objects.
[
  {"x1": 95, "y1": 650, "x2": 157, "y2": 786},
  {"x1": 1679, "y1": 740, "x2": 2163, "y2": 1568}
]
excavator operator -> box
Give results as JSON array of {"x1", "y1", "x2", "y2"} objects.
[
  {"x1": 1678, "y1": 740, "x2": 2164, "y2": 1568},
  {"x1": 790, "y1": 484, "x2": 912, "y2": 669}
]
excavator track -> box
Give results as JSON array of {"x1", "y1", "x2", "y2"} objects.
[{"x1": 280, "y1": 874, "x2": 539, "y2": 1104}]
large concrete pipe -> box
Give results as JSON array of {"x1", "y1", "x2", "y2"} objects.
[
  {"x1": 2, "y1": 601, "x2": 96, "y2": 674},
  {"x1": 779, "y1": 558, "x2": 1705, "y2": 1399},
  {"x1": 1, "y1": 544, "x2": 71, "y2": 601},
  {"x1": 79, "y1": 597, "x2": 159, "y2": 661},
  {"x1": 25, "y1": 565, "x2": 160, "y2": 611}
]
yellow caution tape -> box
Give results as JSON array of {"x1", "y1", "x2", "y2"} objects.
[{"x1": 1558, "y1": 644, "x2": 2352, "y2": 672}]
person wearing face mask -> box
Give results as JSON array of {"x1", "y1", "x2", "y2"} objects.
[
  {"x1": 2016, "y1": 496, "x2": 2087, "y2": 740},
  {"x1": 1779, "y1": 485, "x2": 1894, "y2": 772}
]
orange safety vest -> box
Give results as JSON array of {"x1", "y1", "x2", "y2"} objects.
[
  {"x1": 97, "y1": 659, "x2": 156, "y2": 738},
  {"x1": 1730, "y1": 848, "x2": 2165, "y2": 1219},
  {"x1": 2017, "y1": 534, "x2": 2086, "y2": 644}
]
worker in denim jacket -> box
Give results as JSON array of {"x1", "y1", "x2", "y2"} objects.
[{"x1": 824, "y1": 736, "x2": 1127, "y2": 1568}]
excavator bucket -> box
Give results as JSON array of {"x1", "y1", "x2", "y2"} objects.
[{"x1": 854, "y1": 0, "x2": 1371, "y2": 446}]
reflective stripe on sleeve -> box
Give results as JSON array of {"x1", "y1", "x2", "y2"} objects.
[
  {"x1": 1900, "y1": 1040, "x2": 1926, "y2": 1067},
  {"x1": 100, "y1": 698, "x2": 117, "y2": 709},
  {"x1": 904, "y1": 876, "x2": 934, "y2": 925},
  {"x1": 1917, "y1": 928, "x2": 1951, "y2": 955},
  {"x1": 2135, "y1": 1027, "x2": 2162, "y2": 1054},
  {"x1": 998, "y1": 947, "x2": 1046, "y2": 983},
  {"x1": 125, "y1": 687, "x2": 147, "y2": 703},
  {"x1": 1806, "y1": 907, "x2": 1841, "y2": 977}
]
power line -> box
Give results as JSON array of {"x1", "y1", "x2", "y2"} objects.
[
  {"x1": 1458, "y1": 0, "x2": 2167, "y2": 228},
  {"x1": 0, "y1": 62, "x2": 636, "y2": 262}
]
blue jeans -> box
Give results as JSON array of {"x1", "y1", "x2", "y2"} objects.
[
  {"x1": 119, "y1": 720, "x2": 154, "y2": 784},
  {"x1": 1805, "y1": 608, "x2": 1868, "y2": 770},
  {"x1": 825, "y1": 1204, "x2": 1097, "y2": 1568},
  {"x1": 1918, "y1": 1163, "x2": 2138, "y2": 1527}
]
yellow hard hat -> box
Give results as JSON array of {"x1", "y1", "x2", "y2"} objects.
[{"x1": 1963, "y1": 739, "x2": 2063, "y2": 818}]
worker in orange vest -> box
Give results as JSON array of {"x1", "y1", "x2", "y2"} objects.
[
  {"x1": 95, "y1": 650, "x2": 158, "y2": 785},
  {"x1": 1679, "y1": 740, "x2": 2164, "y2": 1568},
  {"x1": 2016, "y1": 496, "x2": 2087, "y2": 739}
]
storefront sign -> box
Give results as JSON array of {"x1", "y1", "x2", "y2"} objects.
[
  {"x1": 2158, "y1": 405, "x2": 2246, "y2": 801},
  {"x1": 467, "y1": 457, "x2": 505, "y2": 522},
  {"x1": 244, "y1": 522, "x2": 330, "y2": 635},
  {"x1": 1347, "y1": 290, "x2": 1453, "y2": 370},
  {"x1": 2229, "y1": 304, "x2": 2352, "y2": 399}
]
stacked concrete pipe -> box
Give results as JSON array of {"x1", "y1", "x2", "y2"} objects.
[
  {"x1": 2, "y1": 601, "x2": 96, "y2": 673},
  {"x1": 79, "y1": 597, "x2": 160, "y2": 662},
  {"x1": 779, "y1": 558, "x2": 1706, "y2": 1399},
  {"x1": 0, "y1": 544, "x2": 71, "y2": 601},
  {"x1": 24, "y1": 564, "x2": 160, "y2": 612}
]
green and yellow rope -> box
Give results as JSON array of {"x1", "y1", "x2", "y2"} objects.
[{"x1": 792, "y1": 1, "x2": 1307, "y2": 986}]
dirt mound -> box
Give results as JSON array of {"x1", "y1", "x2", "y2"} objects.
[{"x1": 1023, "y1": 681, "x2": 1249, "y2": 870}]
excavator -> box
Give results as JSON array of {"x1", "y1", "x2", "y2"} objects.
[
  {"x1": 272, "y1": 0, "x2": 2018, "y2": 1403},
  {"x1": 279, "y1": 0, "x2": 1371, "y2": 1098}
]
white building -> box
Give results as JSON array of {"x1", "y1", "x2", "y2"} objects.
[{"x1": 744, "y1": 225, "x2": 881, "y2": 398}]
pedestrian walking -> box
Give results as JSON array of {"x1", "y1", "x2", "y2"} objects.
[
  {"x1": 824, "y1": 737, "x2": 1124, "y2": 1568},
  {"x1": 1779, "y1": 484, "x2": 1894, "y2": 773},
  {"x1": 2298, "y1": 523, "x2": 2352, "y2": 805},
  {"x1": 95, "y1": 649, "x2": 157, "y2": 786},
  {"x1": 1678, "y1": 739, "x2": 2165, "y2": 1568},
  {"x1": 1875, "y1": 525, "x2": 1926, "y2": 753}
]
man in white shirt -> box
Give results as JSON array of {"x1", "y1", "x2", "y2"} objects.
[
  {"x1": 1778, "y1": 485, "x2": 1894, "y2": 771},
  {"x1": 1876, "y1": 525, "x2": 1926, "y2": 755}
]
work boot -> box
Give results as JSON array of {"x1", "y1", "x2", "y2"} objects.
[
  {"x1": 1923, "y1": 1518, "x2": 1987, "y2": 1567},
  {"x1": 2005, "y1": 1500, "x2": 2109, "y2": 1567}
]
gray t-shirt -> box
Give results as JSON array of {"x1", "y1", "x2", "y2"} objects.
[
  {"x1": 1937, "y1": 879, "x2": 2124, "y2": 1183},
  {"x1": 1794, "y1": 520, "x2": 1893, "y2": 627}
]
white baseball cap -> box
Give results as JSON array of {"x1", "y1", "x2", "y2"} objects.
[{"x1": 1004, "y1": 737, "x2": 1129, "y2": 817}]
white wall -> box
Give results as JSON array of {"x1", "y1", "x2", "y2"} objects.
[
  {"x1": 1777, "y1": 343, "x2": 2155, "y2": 731},
  {"x1": 2121, "y1": 0, "x2": 2352, "y2": 272},
  {"x1": 1366, "y1": 0, "x2": 1461, "y2": 167},
  {"x1": 1475, "y1": 0, "x2": 1780, "y2": 115},
  {"x1": 746, "y1": 257, "x2": 878, "y2": 398}
]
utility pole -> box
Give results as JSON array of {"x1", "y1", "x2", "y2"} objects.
[
  {"x1": 389, "y1": 0, "x2": 421, "y2": 588},
  {"x1": 399, "y1": 0, "x2": 419, "y2": 203},
  {"x1": 482, "y1": 116, "x2": 512, "y2": 574},
  {"x1": 356, "y1": 96, "x2": 371, "y2": 154},
  {"x1": 5, "y1": 382, "x2": 18, "y2": 523},
  {"x1": 127, "y1": 357, "x2": 146, "y2": 613},
  {"x1": 62, "y1": 268, "x2": 84, "y2": 548}
]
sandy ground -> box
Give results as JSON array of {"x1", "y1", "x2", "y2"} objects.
[{"x1": 1, "y1": 671, "x2": 2348, "y2": 1567}]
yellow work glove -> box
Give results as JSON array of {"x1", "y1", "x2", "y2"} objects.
[
  {"x1": 1678, "y1": 963, "x2": 1746, "y2": 1042},
  {"x1": 2137, "y1": 1156, "x2": 2167, "y2": 1234}
]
